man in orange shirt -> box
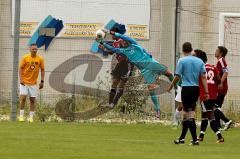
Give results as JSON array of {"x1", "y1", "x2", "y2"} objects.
[{"x1": 19, "y1": 43, "x2": 45, "y2": 122}]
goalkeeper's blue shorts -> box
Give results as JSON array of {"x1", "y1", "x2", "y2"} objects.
[{"x1": 141, "y1": 63, "x2": 167, "y2": 84}]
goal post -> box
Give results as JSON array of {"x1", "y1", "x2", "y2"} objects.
[
  {"x1": 219, "y1": 12, "x2": 240, "y2": 51},
  {"x1": 218, "y1": 12, "x2": 240, "y2": 111}
]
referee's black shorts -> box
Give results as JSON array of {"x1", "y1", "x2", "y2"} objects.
[{"x1": 181, "y1": 86, "x2": 199, "y2": 112}]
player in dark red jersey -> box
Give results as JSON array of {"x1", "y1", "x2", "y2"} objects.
[
  {"x1": 214, "y1": 46, "x2": 232, "y2": 130},
  {"x1": 195, "y1": 49, "x2": 224, "y2": 143},
  {"x1": 102, "y1": 27, "x2": 134, "y2": 109}
]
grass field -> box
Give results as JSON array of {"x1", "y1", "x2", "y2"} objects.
[{"x1": 0, "y1": 122, "x2": 239, "y2": 159}]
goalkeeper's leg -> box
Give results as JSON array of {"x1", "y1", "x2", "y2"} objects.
[{"x1": 148, "y1": 84, "x2": 160, "y2": 119}]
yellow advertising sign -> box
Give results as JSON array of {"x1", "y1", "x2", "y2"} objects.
[
  {"x1": 62, "y1": 23, "x2": 103, "y2": 37},
  {"x1": 19, "y1": 22, "x2": 149, "y2": 40},
  {"x1": 126, "y1": 24, "x2": 149, "y2": 40},
  {"x1": 20, "y1": 22, "x2": 39, "y2": 36}
]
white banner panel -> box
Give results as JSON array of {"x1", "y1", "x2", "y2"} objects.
[{"x1": 12, "y1": 0, "x2": 150, "y2": 39}]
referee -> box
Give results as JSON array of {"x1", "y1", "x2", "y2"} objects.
[{"x1": 168, "y1": 42, "x2": 209, "y2": 145}]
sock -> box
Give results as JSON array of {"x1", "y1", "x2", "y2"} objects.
[
  {"x1": 19, "y1": 109, "x2": 24, "y2": 117},
  {"x1": 216, "y1": 131, "x2": 223, "y2": 140},
  {"x1": 109, "y1": 88, "x2": 117, "y2": 104},
  {"x1": 214, "y1": 109, "x2": 221, "y2": 128},
  {"x1": 29, "y1": 111, "x2": 35, "y2": 118},
  {"x1": 149, "y1": 90, "x2": 160, "y2": 111},
  {"x1": 210, "y1": 120, "x2": 223, "y2": 139},
  {"x1": 199, "y1": 119, "x2": 208, "y2": 138},
  {"x1": 173, "y1": 109, "x2": 180, "y2": 124},
  {"x1": 219, "y1": 109, "x2": 230, "y2": 123},
  {"x1": 188, "y1": 118, "x2": 197, "y2": 142},
  {"x1": 216, "y1": 131, "x2": 223, "y2": 139},
  {"x1": 199, "y1": 131, "x2": 205, "y2": 139},
  {"x1": 179, "y1": 119, "x2": 189, "y2": 140},
  {"x1": 113, "y1": 88, "x2": 124, "y2": 105},
  {"x1": 214, "y1": 109, "x2": 229, "y2": 125}
]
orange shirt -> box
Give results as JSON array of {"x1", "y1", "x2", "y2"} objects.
[{"x1": 19, "y1": 53, "x2": 44, "y2": 85}]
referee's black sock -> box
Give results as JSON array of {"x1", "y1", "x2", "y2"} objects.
[
  {"x1": 189, "y1": 118, "x2": 197, "y2": 142},
  {"x1": 210, "y1": 120, "x2": 223, "y2": 139},
  {"x1": 179, "y1": 119, "x2": 189, "y2": 140}
]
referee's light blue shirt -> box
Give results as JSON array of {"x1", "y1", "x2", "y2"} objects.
[{"x1": 175, "y1": 55, "x2": 206, "y2": 86}]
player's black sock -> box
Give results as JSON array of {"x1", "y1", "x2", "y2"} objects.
[
  {"x1": 220, "y1": 110, "x2": 230, "y2": 123},
  {"x1": 214, "y1": 109, "x2": 222, "y2": 128},
  {"x1": 179, "y1": 119, "x2": 189, "y2": 140},
  {"x1": 109, "y1": 88, "x2": 116, "y2": 104},
  {"x1": 199, "y1": 119, "x2": 208, "y2": 138},
  {"x1": 210, "y1": 120, "x2": 223, "y2": 139},
  {"x1": 189, "y1": 118, "x2": 197, "y2": 142},
  {"x1": 215, "y1": 109, "x2": 229, "y2": 124},
  {"x1": 113, "y1": 88, "x2": 124, "y2": 105},
  {"x1": 216, "y1": 132, "x2": 223, "y2": 140}
]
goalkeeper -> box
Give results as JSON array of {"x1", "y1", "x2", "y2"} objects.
[{"x1": 97, "y1": 30, "x2": 174, "y2": 118}]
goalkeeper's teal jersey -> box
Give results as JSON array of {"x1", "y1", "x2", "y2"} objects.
[
  {"x1": 103, "y1": 33, "x2": 161, "y2": 70},
  {"x1": 103, "y1": 33, "x2": 167, "y2": 83}
]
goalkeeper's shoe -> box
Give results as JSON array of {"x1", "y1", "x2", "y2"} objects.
[
  {"x1": 155, "y1": 110, "x2": 160, "y2": 119},
  {"x1": 18, "y1": 116, "x2": 25, "y2": 122},
  {"x1": 27, "y1": 117, "x2": 34, "y2": 123},
  {"x1": 216, "y1": 138, "x2": 224, "y2": 144}
]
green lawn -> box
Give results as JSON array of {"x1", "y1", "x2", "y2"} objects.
[{"x1": 0, "y1": 122, "x2": 239, "y2": 159}]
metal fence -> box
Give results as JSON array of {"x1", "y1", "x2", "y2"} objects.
[{"x1": 0, "y1": 0, "x2": 239, "y2": 122}]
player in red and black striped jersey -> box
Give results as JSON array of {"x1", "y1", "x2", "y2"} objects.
[
  {"x1": 214, "y1": 46, "x2": 232, "y2": 130},
  {"x1": 195, "y1": 49, "x2": 224, "y2": 143}
]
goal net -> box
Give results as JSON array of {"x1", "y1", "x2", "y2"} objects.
[
  {"x1": 219, "y1": 13, "x2": 240, "y2": 111},
  {"x1": 219, "y1": 13, "x2": 240, "y2": 55}
]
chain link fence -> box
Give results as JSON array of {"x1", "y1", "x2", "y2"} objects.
[{"x1": 0, "y1": 0, "x2": 239, "y2": 122}]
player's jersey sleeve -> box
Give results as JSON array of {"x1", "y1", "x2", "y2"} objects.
[
  {"x1": 200, "y1": 62, "x2": 206, "y2": 75},
  {"x1": 114, "y1": 33, "x2": 138, "y2": 45},
  {"x1": 217, "y1": 58, "x2": 228, "y2": 73}
]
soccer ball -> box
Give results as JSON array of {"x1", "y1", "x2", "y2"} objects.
[{"x1": 96, "y1": 29, "x2": 106, "y2": 39}]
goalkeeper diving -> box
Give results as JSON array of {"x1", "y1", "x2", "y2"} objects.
[{"x1": 96, "y1": 29, "x2": 174, "y2": 118}]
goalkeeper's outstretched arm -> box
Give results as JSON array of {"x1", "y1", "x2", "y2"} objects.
[
  {"x1": 113, "y1": 32, "x2": 138, "y2": 45},
  {"x1": 101, "y1": 42, "x2": 122, "y2": 55}
]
